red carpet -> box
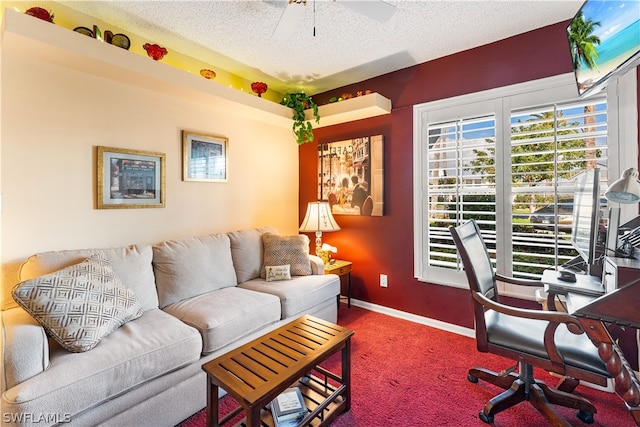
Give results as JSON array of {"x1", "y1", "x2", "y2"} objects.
[{"x1": 178, "y1": 305, "x2": 636, "y2": 426}]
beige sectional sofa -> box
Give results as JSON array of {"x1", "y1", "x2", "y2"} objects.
[{"x1": 1, "y1": 227, "x2": 340, "y2": 426}]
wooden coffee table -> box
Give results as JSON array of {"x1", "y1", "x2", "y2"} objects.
[{"x1": 202, "y1": 315, "x2": 354, "y2": 427}]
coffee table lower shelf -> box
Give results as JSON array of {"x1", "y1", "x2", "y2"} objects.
[
  {"x1": 202, "y1": 315, "x2": 354, "y2": 427},
  {"x1": 222, "y1": 369, "x2": 347, "y2": 427}
]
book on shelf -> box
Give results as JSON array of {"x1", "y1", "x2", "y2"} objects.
[
  {"x1": 270, "y1": 387, "x2": 308, "y2": 424},
  {"x1": 272, "y1": 416, "x2": 304, "y2": 427}
]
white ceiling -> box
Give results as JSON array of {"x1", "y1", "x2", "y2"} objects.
[{"x1": 58, "y1": 0, "x2": 583, "y2": 94}]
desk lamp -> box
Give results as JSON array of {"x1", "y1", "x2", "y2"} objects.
[
  {"x1": 299, "y1": 202, "x2": 340, "y2": 256},
  {"x1": 604, "y1": 168, "x2": 640, "y2": 204},
  {"x1": 604, "y1": 168, "x2": 640, "y2": 257}
]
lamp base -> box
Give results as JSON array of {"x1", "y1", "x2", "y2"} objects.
[{"x1": 314, "y1": 231, "x2": 323, "y2": 257}]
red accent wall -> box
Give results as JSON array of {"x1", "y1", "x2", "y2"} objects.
[{"x1": 299, "y1": 21, "x2": 640, "y2": 328}]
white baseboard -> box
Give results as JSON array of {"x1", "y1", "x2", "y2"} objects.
[{"x1": 345, "y1": 298, "x2": 476, "y2": 338}]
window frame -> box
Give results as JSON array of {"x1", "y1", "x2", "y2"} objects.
[{"x1": 412, "y1": 71, "x2": 638, "y2": 298}]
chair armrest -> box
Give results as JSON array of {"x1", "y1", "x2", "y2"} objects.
[
  {"x1": 495, "y1": 273, "x2": 543, "y2": 288},
  {"x1": 473, "y1": 291, "x2": 586, "y2": 372},
  {"x1": 473, "y1": 291, "x2": 583, "y2": 332},
  {"x1": 309, "y1": 255, "x2": 325, "y2": 275},
  {"x1": 2, "y1": 307, "x2": 50, "y2": 390}
]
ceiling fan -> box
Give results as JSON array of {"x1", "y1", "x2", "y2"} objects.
[{"x1": 272, "y1": 0, "x2": 397, "y2": 40}]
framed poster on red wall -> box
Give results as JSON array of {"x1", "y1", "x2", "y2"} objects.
[{"x1": 318, "y1": 135, "x2": 384, "y2": 216}]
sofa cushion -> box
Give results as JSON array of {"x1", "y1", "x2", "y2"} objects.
[
  {"x1": 163, "y1": 287, "x2": 281, "y2": 354},
  {"x1": 228, "y1": 227, "x2": 277, "y2": 283},
  {"x1": 153, "y1": 233, "x2": 238, "y2": 308},
  {"x1": 12, "y1": 254, "x2": 143, "y2": 353},
  {"x1": 239, "y1": 274, "x2": 340, "y2": 319},
  {"x1": 1, "y1": 309, "x2": 202, "y2": 421},
  {"x1": 19, "y1": 244, "x2": 158, "y2": 311},
  {"x1": 261, "y1": 233, "x2": 312, "y2": 278}
]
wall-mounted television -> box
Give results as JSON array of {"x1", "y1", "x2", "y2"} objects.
[
  {"x1": 571, "y1": 168, "x2": 602, "y2": 275},
  {"x1": 567, "y1": 0, "x2": 640, "y2": 98}
]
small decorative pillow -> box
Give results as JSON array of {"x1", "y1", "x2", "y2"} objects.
[
  {"x1": 12, "y1": 253, "x2": 142, "y2": 353},
  {"x1": 261, "y1": 233, "x2": 312, "y2": 278},
  {"x1": 265, "y1": 265, "x2": 291, "y2": 282}
]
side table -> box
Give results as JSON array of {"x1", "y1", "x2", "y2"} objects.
[{"x1": 325, "y1": 260, "x2": 352, "y2": 308}]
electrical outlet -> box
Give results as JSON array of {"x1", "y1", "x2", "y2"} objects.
[{"x1": 380, "y1": 274, "x2": 388, "y2": 287}]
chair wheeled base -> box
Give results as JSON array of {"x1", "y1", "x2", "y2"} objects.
[{"x1": 468, "y1": 362, "x2": 595, "y2": 425}]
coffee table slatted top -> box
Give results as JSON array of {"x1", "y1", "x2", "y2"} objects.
[{"x1": 202, "y1": 315, "x2": 353, "y2": 407}]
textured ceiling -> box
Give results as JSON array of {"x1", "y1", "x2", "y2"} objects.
[{"x1": 58, "y1": 0, "x2": 583, "y2": 94}]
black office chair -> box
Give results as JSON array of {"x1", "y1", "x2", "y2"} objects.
[{"x1": 450, "y1": 219, "x2": 611, "y2": 425}]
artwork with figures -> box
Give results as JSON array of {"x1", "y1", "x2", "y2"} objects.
[{"x1": 318, "y1": 135, "x2": 384, "y2": 216}]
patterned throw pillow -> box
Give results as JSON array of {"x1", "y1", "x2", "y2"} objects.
[
  {"x1": 265, "y1": 264, "x2": 291, "y2": 282},
  {"x1": 12, "y1": 253, "x2": 142, "y2": 353},
  {"x1": 261, "y1": 233, "x2": 312, "y2": 278}
]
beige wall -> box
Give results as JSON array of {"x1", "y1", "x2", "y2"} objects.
[{"x1": 0, "y1": 50, "x2": 299, "y2": 306}]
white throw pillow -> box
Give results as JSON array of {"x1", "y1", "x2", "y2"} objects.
[
  {"x1": 265, "y1": 264, "x2": 292, "y2": 282},
  {"x1": 12, "y1": 253, "x2": 142, "y2": 353}
]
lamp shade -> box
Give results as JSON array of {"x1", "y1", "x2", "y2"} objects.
[
  {"x1": 604, "y1": 168, "x2": 640, "y2": 204},
  {"x1": 299, "y1": 202, "x2": 341, "y2": 232}
]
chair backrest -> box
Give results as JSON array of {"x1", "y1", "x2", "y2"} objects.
[
  {"x1": 362, "y1": 196, "x2": 373, "y2": 216},
  {"x1": 450, "y1": 220, "x2": 499, "y2": 347},
  {"x1": 328, "y1": 193, "x2": 338, "y2": 207},
  {"x1": 449, "y1": 220, "x2": 498, "y2": 302}
]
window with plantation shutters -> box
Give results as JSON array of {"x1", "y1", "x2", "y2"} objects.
[
  {"x1": 413, "y1": 73, "x2": 637, "y2": 298},
  {"x1": 509, "y1": 98, "x2": 607, "y2": 279},
  {"x1": 423, "y1": 116, "x2": 497, "y2": 273}
]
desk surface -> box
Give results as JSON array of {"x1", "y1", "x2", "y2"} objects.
[
  {"x1": 573, "y1": 281, "x2": 640, "y2": 328},
  {"x1": 542, "y1": 269, "x2": 605, "y2": 297}
]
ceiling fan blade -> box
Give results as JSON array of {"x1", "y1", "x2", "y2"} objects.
[
  {"x1": 272, "y1": 1, "x2": 307, "y2": 40},
  {"x1": 338, "y1": 0, "x2": 397, "y2": 23}
]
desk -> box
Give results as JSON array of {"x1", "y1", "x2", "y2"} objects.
[
  {"x1": 542, "y1": 264, "x2": 640, "y2": 425},
  {"x1": 541, "y1": 269, "x2": 604, "y2": 312}
]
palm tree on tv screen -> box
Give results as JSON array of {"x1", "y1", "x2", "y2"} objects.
[
  {"x1": 568, "y1": 11, "x2": 601, "y2": 74},
  {"x1": 568, "y1": 11, "x2": 601, "y2": 170}
]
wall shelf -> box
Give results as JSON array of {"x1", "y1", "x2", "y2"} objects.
[
  {"x1": 1, "y1": 9, "x2": 293, "y2": 129},
  {"x1": 1, "y1": 9, "x2": 392, "y2": 131},
  {"x1": 306, "y1": 93, "x2": 392, "y2": 128}
]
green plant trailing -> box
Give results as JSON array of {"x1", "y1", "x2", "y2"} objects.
[{"x1": 280, "y1": 92, "x2": 320, "y2": 145}]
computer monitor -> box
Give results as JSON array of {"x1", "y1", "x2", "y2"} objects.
[
  {"x1": 571, "y1": 168, "x2": 601, "y2": 274},
  {"x1": 605, "y1": 207, "x2": 620, "y2": 257}
]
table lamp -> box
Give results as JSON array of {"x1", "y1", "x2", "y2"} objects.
[
  {"x1": 299, "y1": 201, "x2": 340, "y2": 256},
  {"x1": 604, "y1": 168, "x2": 640, "y2": 204}
]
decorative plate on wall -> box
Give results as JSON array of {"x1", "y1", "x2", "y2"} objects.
[
  {"x1": 73, "y1": 26, "x2": 94, "y2": 37},
  {"x1": 110, "y1": 34, "x2": 131, "y2": 50}
]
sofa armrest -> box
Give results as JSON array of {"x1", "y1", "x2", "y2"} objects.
[
  {"x1": 309, "y1": 255, "x2": 325, "y2": 275},
  {"x1": 2, "y1": 307, "x2": 50, "y2": 390}
]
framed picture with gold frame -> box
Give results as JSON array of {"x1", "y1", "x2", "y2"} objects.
[
  {"x1": 182, "y1": 130, "x2": 228, "y2": 182},
  {"x1": 97, "y1": 146, "x2": 166, "y2": 209}
]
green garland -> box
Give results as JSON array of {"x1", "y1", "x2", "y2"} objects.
[{"x1": 280, "y1": 92, "x2": 320, "y2": 145}]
